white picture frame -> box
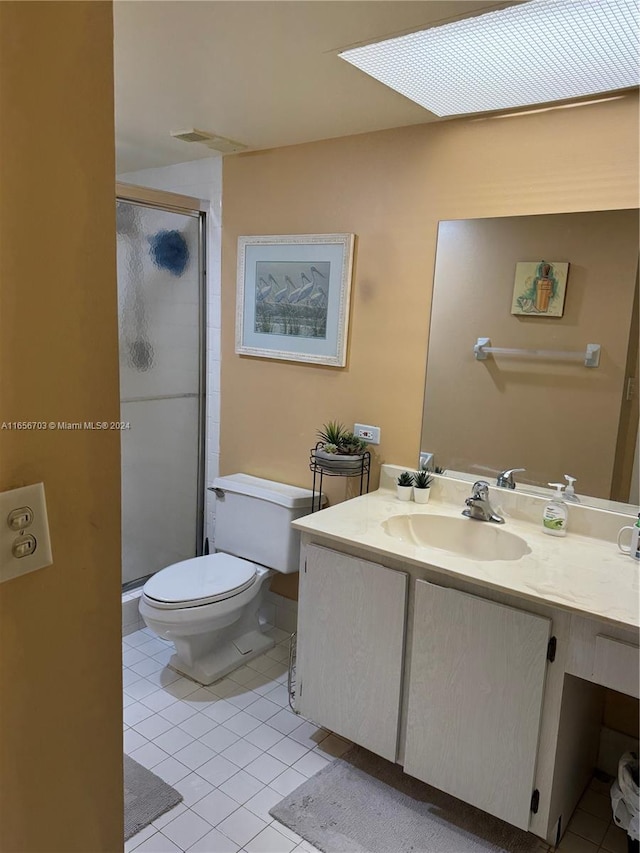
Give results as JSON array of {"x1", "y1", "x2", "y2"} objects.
[{"x1": 236, "y1": 233, "x2": 355, "y2": 366}]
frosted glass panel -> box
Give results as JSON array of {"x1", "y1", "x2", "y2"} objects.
[
  {"x1": 117, "y1": 201, "x2": 202, "y2": 585},
  {"x1": 117, "y1": 203, "x2": 200, "y2": 401}
]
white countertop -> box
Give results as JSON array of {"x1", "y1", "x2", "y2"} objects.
[{"x1": 293, "y1": 468, "x2": 640, "y2": 630}]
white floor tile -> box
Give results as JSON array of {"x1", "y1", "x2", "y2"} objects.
[
  {"x1": 125, "y1": 824, "x2": 156, "y2": 852},
  {"x1": 224, "y1": 711, "x2": 262, "y2": 737},
  {"x1": 142, "y1": 690, "x2": 182, "y2": 713},
  {"x1": 130, "y1": 742, "x2": 170, "y2": 770},
  {"x1": 197, "y1": 754, "x2": 240, "y2": 786},
  {"x1": 123, "y1": 648, "x2": 148, "y2": 667},
  {"x1": 243, "y1": 786, "x2": 283, "y2": 823},
  {"x1": 127, "y1": 631, "x2": 154, "y2": 649},
  {"x1": 200, "y1": 726, "x2": 241, "y2": 753},
  {"x1": 138, "y1": 637, "x2": 171, "y2": 657},
  {"x1": 567, "y1": 809, "x2": 609, "y2": 845},
  {"x1": 134, "y1": 714, "x2": 175, "y2": 741},
  {"x1": 244, "y1": 824, "x2": 296, "y2": 853},
  {"x1": 161, "y1": 809, "x2": 212, "y2": 849},
  {"x1": 153, "y1": 756, "x2": 192, "y2": 786},
  {"x1": 263, "y1": 685, "x2": 290, "y2": 708},
  {"x1": 290, "y1": 752, "x2": 329, "y2": 778},
  {"x1": 267, "y1": 737, "x2": 308, "y2": 766},
  {"x1": 153, "y1": 802, "x2": 187, "y2": 830},
  {"x1": 178, "y1": 713, "x2": 219, "y2": 739},
  {"x1": 246, "y1": 674, "x2": 281, "y2": 695},
  {"x1": 173, "y1": 740, "x2": 216, "y2": 771},
  {"x1": 227, "y1": 690, "x2": 262, "y2": 711},
  {"x1": 245, "y1": 697, "x2": 281, "y2": 723},
  {"x1": 221, "y1": 739, "x2": 263, "y2": 769},
  {"x1": 133, "y1": 830, "x2": 181, "y2": 852},
  {"x1": 267, "y1": 710, "x2": 304, "y2": 736},
  {"x1": 202, "y1": 699, "x2": 241, "y2": 724},
  {"x1": 154, "y1": 728, "x2": 195, "y2": 756},
  {"x1": 174, "y1": 772, "x2": 215, "y2": 808},
  {"x1": 287, "y1": 722, "x2": 328, "y2": 750},
  {"x1": 244, "y1": 725, "x2": 285, "y2": 752},
  {"x1": 131, "y1": 657, "x2": 166, "y2": 678},
  {"x1": 270, "y1": 767, "x2": 307, "y2": 797},
  {"x1": 216, "y1": 807, "x2": 267, "y2": 846},
  {"x1": 126, "y1": 678, "x2": 162, "y2": 701},
  {"x1": 244, "y1": 753, "x2": 289, "y2": 785},
  {"x1": 123, "y1": 668, "x2": 145, "y2": 688},
  {"x1": 159, "y1": 702, "x2": 198, "y2": 726},
  {"x1": 266, "y1": 627, "x2": 289, "y2": 643},
  {"x1": 124, "y1": 729, "x2": 149, "y2": 754},
  {"x1": 209, "y1": 678, "x2": 242, "y2": 699},
  {"x1": 227, "y1": 666, "x2": 256, "y2": 686},
  {"x1": 271, "y1": 822, "x2": 303, "y2": 845},
  {"x1": 558, "y1": 831, "x2": 599, "y2": 852},
  {"x1": 124, "y1": 702, "x2": 156, "y2": 727},
  {"x1": 601, "y1": 823, "x2": 628, "y2": 853},
  {"x1": 191, "y1": 788, "x2": 239, "y2": 825},
  {"x1": 186, "y1": 826, "x2": 240, "y2": 853},
  {"x1": 247, "y1": 655, "x2": 277, "y2": 676},
  {"x1": 218, "y1": 769, "x2": 265, "y2": 805}
]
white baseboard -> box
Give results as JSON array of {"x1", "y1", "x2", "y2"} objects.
[{"x1": 122, "y1": 589, "x2": 144, "y2": 636}]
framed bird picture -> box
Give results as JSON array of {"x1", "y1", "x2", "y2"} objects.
[{"x1": 235, "y1": 234, "x2": 355, "y2": 366}]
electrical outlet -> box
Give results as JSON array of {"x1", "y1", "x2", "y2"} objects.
[
  {"x1": 0, "y1": 483, "x2": 53, "y2": 582},
  {"x1": 354, "y1": 423, "x2": 381, "y2": 444}
]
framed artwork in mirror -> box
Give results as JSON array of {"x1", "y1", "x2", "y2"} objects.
[
  {"x1": 511, "y1": 260, "x2": 570, "y2": 317},
  {"x1": 236, "y1": 233, "x2": 355, "y2": 366}
]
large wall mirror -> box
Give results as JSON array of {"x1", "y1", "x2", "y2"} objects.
[{"x1": 421, "y1": 209, "x2": 639, "y2": 510}]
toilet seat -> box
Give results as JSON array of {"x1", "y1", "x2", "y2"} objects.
[{"x1": 143, "y1": 553, "x2": 258, "y2": 610}]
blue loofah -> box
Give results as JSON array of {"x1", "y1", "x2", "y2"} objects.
[{"x1": 149, "y1": 229, "x2": 189, "y2": 276}]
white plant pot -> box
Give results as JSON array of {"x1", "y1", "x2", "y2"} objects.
[
  {"x1": 413, "y1": 488, "x2": 431, "y2": 504},
  {"x1": 314, "y1": 448, "x2": 366, "y2": 475},
  {"x1": 397, "y1": 485, "x2": 413, "y2": 501}
]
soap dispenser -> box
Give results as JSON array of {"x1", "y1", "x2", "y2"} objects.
[
  {"x1": 563, "y1": 474, "x2": 579, "y2": 502},
  {"x1": 543, "y1": 483, "x2": 568, "y2": 537}
]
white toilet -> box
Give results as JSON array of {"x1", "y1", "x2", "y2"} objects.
[{"x1": 139, "y1": 473, "x2": 319, "y2": 685}]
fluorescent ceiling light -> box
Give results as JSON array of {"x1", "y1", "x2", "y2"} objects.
[{"x1": 339, "y1": 0, "x2": 640, "y2": 117}]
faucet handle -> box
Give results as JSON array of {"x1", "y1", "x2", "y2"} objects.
[
  {"x1": 471, "y1": 480, "x2": 490, "y2": 498},
  {"x1": 496, "y1": 468, "x2": 525, "y2": 489}
]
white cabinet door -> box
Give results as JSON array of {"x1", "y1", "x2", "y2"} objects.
[
  {"x1": 404, "y1": 580, "x2": 551, "y2": 830},
  {"x1": 296, "y1": 544, "x2": 407, "y2": 761}
]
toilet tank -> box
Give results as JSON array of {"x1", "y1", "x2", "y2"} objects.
[{"x1": 212, "y1": 474, "x2": 322, "y2": 573}]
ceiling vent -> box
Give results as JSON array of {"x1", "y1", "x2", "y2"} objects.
[{"x1": 170, "y1": 128, "x2": 248, "y2": 154}]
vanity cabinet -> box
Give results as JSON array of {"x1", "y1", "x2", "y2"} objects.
[
  {"x1": 403, "y1": 580, "x2": 551, "y2": 830},
  {"x1": 296, "y1": 544, "x2": 407, "y2": 761}
]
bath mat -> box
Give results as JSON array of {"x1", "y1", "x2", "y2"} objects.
[
  {"x1": 270, "y1": 746, "x2": 546, "y2": 853},
  {"x1": 124, "y1": 754, "x2": 183, "y2": 841}
]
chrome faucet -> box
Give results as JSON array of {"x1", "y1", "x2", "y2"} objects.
[
  {"x1": 496, "y1": 467, "x2": 525, "y2": 489},
  {"x1": 463, "y1": 480, "x2": 505, "y2": 524}
]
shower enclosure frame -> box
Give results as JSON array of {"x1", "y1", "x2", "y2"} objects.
[{"x1": 116, "y1": 182, "x2": 208, "y2": 586}]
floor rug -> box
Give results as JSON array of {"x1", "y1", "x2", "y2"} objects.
[
  {"x1": 270, "y1": 746, "x2": 546, "y2": 853},
  {"x1": 124, "y1": 754, "x2": 183, "y2": 841}
]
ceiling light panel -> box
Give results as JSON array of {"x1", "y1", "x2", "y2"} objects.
[{"x1": 339, "y1": 0, "x2": 640, "y2": 117}]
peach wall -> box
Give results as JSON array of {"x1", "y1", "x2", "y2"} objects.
[
  {"x1": 0, "y1": 3, "x2": 123, "y2": 850},
  {"x1": 422, "y1": 211, "x2": 639, "y2": 499},
  {"x1": 221, "y1": 94, "x2": 638, "y2": 599},
  {"x1": 221, "y1": 94, "x2": 638, "y2": 484}
]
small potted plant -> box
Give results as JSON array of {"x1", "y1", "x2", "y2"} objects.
[
  {"x1": 397, "y1": 471, "x2": 414, "y2": 501},
  {"x1": 313, "y1": 421, "x2": 368, "y2": 474},
  {"x1": 413, "y1": 469, "x2": 433, "y2": 504}
]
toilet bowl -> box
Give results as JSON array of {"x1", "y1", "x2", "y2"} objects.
[
  {"x1": 139, "y1": 473, "x2": 321, "y2": 685},
  {"x1": 139, "y1": 553, "x2": 275, "y2": 684}
]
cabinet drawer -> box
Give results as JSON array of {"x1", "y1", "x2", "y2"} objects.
[{"x1": 592, "y1": 635, "x2": 639, "y2": 698}]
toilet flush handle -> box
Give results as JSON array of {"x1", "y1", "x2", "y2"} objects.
[{"x1": 207, "y1": 487, "x2": 225, "y2": 500}]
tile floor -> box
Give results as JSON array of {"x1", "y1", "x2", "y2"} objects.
[
  {"x1": 123, "y1": 627, "x2": 631, "y2": 853},
  {"x1": 123, "y1": 627, "x2": 344, "y2": 853},
  {"x1": 559, "y1": 776, "x2": 630, "y2": 853}
]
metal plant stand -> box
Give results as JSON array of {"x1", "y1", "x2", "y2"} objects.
[{"x1": 309, "y1": 443, "x2": 371, "y2": 512}]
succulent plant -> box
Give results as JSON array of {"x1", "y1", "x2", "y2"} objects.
[
  {"x1": 317, "y1": 422, "x2": 368, "y2": 456},
  {"x1": 414, "y1": 470, "x2": 433, "y2": 489},
  {"x1": 397, "y1": 471, "x2": 414, "y2": 487}
]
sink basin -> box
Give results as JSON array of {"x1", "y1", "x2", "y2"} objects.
[{"x1": 382, "y1": 514, "x2": 531, "y2": 562}]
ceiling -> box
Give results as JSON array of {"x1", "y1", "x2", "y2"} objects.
[{"x1": 114, "y1": 0, "x2": 519, "y2": 173}]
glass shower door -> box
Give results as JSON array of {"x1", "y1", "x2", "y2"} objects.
[{"x1": 116, "y1": 200, "x2": 204, "y2": 587}]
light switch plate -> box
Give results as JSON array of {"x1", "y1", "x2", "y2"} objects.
[{"x1": 0, "y1": 483, "x2": 53, "y2": 582}]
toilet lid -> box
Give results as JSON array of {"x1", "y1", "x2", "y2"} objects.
[{"x1": 143, "y1": 553, "x2": 257, "y2": 608}]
